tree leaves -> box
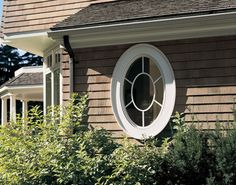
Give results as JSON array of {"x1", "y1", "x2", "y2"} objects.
[{"x1": 0, "y1": 44, "x2": 42, "y2": 86}]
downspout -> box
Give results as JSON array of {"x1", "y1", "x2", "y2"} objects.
[{"x1": 63, "y1": 35, "x2": 75, "y2": 95}]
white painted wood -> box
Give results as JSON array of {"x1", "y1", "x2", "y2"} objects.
[
  {"x1": 111, "y1": 44, "x2": 176, "y2": 139},
  {"x1": 1, "y1": 97, "x2": 7, "y2": 125},
  {"x1": 22, "y1": 99, "x2": 28, "y2": 121},
  {"x1": 10, "y1": 94, "x2": 16, "y2": 122}
]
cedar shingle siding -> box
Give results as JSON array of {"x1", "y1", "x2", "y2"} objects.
[
  {"x1": 2, "y1": 0, "x2": 114, "y2": 35},
  {"x1": 2, "y1": 0, "x2": 236, "y2": 139},
  {"x1": 72, "y1": 36, "x2": 236, "y2": 138}
]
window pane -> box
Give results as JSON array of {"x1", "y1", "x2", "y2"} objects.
[
  {"x1": 54, "y1": 69, "x2": 60, "y2": 106},
  {"x1": 46, "y1": 73, "x2": 52, "y2": 110},
  {"x1": 55, "y1": 53, "x2": 61, "y2": 64},
  {"x1": 126, "y1": 104, "x2": 142, "y2": 127},
  {"x1": 133, "y1": 74, "x2": 154, "y2": 110},
  {"x1": 124, "y1": 80, "x2": 131, "y2": 106},
  {"x1": 126, "y1": 58, "x2": 142, "y2": 82},
  {"x1": 149, "y1": 58, "x2": 162, "y2": 81},
  {"x1": 155, "y1": 79, "x2": 163, "y2": 105},
  {"x1": 47, "y1": 55, "x2": 52, "y2": 67},
  {"x1": 144, "y1": 102, "x2": 161, "y2": 126}
]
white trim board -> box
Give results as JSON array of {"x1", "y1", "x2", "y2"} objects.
[
  {"x1": 0, "y1": 85, "x2": 43, "y2": 94},
  {"x1": 15, "y1": 66, "x2": 43, "y2": 77}
]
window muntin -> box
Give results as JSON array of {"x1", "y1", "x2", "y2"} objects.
[
  {"x1": 44, "y1": 49, "x2": 61, "y2": 114},
  {"x1": 111, "y1": 44, "x2": 176, "y2": 139},
  {"x1": 55, "y1": 52, "x2": 61, "y2": 64},
  {"x1": 47, "y1": 55, "x2": 52, "y2": 68},
  {"x1": 124, "y1": 57, "x2": 163, "y2": 127}
]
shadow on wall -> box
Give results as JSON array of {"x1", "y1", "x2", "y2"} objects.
[{"x1": 71, "y1": 36, "x2": 236, "y2": 139}]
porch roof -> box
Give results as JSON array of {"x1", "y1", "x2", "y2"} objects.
[
  {"x1": 0, "y1": 72, "x2": 43, "y2": 89},
  {"x1": 51, "y1": 0, "x2": 236, "y2": 31}
]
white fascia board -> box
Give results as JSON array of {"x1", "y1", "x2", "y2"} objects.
[
  {"x1": 48, "y1": 12, "x2": 236, "y2": 48},
  {"x1": 3, "y1": 31, "x2": 56, "y2": 56},
  {"x1": 0, "y1": 87, "x2": 8, "y2": 94},
  {"x1": 0, "y1": 93, "x2": 13, "y2": 99},
  {"x1": 0, "y1": 85, "x2": 43, "y2": 97},
  {"x1": 15, "y1": 66, "x2": 43, "y2": 77},
  {"x1": 7, "y1": 85, "x2": 43, "y2": 90},
  {"x1": 0, "y1": 85, "x2": 43, "y2": 93}
]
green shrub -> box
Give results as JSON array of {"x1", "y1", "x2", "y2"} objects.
[
  {"x1": 0, "y1": 96, "x2": 236, "y2": 185},
  {"x1": 0, "y1": 94, "x2": 118, "y2": 185},
  {"x1": 102, "y1": 138, "x2": 169, "y2": 185},
  {"x1": 209, "y1": 121, "x2": 236, "y2": 185}
]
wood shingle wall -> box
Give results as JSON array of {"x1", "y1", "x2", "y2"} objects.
[
  {"x1": 71, "y1": 36, "x2": 236, "y2": 138},
  {"x1": 2, "y1": 0, "x2": 114, "y2": 35}
]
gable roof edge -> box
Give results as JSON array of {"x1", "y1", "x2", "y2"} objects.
[{"x1": 48, "y1": 11, "x2": 236, "y2": 48}]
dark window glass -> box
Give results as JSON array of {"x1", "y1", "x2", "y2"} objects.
[
  {"x1": 46, "y1": 73, "x2": 52, "y2": 111},
  {"x1": 54, "y1": 69, "x2": 60, "y2": 106},
  {"x1": 124, "y1": 57, "x2": 163, "y2": 127},
  {"x1": 126, "y1": 58, "x2": 142, "y2": 82}
]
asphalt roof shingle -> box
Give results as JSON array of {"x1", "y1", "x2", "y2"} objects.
[
  {"x1": 0, "y1": 72, "x2": 43, "y2": 89},
  {"x1": 51, "y1": 0, "x2": 236, "y2": 31}
]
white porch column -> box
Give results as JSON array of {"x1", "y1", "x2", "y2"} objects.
[
  {"x1": 22, "y1": 99, "x2": 28, "y2": 121},
  {"x1": 1, "y1": 97, "x2": 7, "y2": 125},
  {"x1": 10, "y1": 94, "x2": 16, "y2": 122}
]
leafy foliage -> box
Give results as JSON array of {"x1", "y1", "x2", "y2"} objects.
[
  {"x1": 0, "y1": 94, "x2": 118, "y2": 185},
  {"x1": 209, "y1": 121, "x2": 236, "y2": 184},
  {"x1": 0, "y1": 97, "x2": 236, "y2": 185},
  {"x1": 0, "y1": 45, "x2": 21, "y2": 84},
  {"x1": 0, "y1": 44, "x2": 42, "y2": 85}
]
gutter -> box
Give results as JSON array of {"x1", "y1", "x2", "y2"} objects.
[
  {"x1": 63, "y1": 35, "x2": 75, "y2": 95},
  {"x1": 49, "y1": 11, "x2": 236, "y2": 35}
]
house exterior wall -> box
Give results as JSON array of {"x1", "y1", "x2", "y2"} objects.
[
  {"x1": 2, "y1": 0, "x2": 114, "y2": 35},
  {"x1": 70, "y1": 36, "x2": 236, "y2": 138},
  {"x1": 61, "y1": 48, "x2": 71, "y2": 104}
]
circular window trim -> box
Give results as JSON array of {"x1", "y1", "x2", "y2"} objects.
[{"x1": 111, "y1": 44, "x2": 176, "y2": 139}]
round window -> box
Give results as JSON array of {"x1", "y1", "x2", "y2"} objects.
[{"x1": 111, "y1": 44, "x2": 176, "y2": 139}]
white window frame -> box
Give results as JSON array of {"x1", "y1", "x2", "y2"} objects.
[
  {"x1": 43, "y1": 47, "x2": 62, "y2": 114},
  {"x1": 111, "y1": 44, "x2": 176, "y2": 139}
]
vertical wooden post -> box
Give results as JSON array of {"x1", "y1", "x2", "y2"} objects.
[
  {"x1": 22, "y1": 99, "x2": 28, "y2": 122},
  {"x1": 1, "y1": 97, "x2": 7, "y2": 125},
  {"x1": 10, "y1": 94, "x2": 16, "y2": 122}
]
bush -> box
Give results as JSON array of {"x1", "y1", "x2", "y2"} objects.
[
  {"x1": 210, "y1": 122, "x2": 236, "y2": 184},
  {"x1": 0, "y1": 94, "x2": 118, "y2": 185},
  {"x1": 0, "y1": 96, "x2": 236, "y2": 185}
]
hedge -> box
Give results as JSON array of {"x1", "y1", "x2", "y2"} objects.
[{"x1": 0, "y1": 95, "x2": 235, "y2": 185}]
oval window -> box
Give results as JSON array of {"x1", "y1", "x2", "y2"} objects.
[{"x1": 111, "y1": 44, "x2": 176, "y2": 139}]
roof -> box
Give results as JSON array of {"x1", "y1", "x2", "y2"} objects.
[
  {"x1": 0, "y1": 72, "x2": 43, "y2": 89},
  {"x1": 51, "y1": 0, "x2": 236, "y2": 31}
]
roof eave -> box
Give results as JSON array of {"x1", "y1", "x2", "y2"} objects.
[
  {"x1": 2, "y1": 32, "x2": 57, "y2": 56},
  {"x1": 48, "y1": 11, "x2": 236, "y2": 48},
  {"x1": 0, "y1": 85, "x2": 43, "y2": 97}
]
